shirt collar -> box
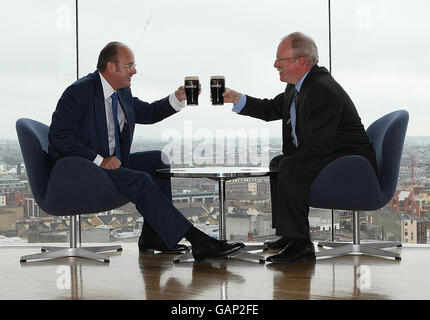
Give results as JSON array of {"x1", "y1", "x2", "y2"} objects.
[
  {"x1": 295, "y1": 68, "x2": 311, "y2": 92},
  {"x1": 99, "y1": 71, "x2": 115, "y2": 100}
]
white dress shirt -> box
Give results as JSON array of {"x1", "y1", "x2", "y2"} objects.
[{"x1": 94, "y1": 72, "x2": 185, "y2": 166}]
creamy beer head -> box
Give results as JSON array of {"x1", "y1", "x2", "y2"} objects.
[
  {"x1": 184, "y1": 76, "x2": 200, "y2": 105},
  {"x1": 210, "y1": 76, "x2": 225, "y2": 105}
]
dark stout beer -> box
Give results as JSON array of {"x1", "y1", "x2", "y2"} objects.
[
  {"x1": 210, "y1": 76, "x2": 225, "y2": 105},
  {"x1": 184, "y1": 76, "x2": 200, "y2": 105}
]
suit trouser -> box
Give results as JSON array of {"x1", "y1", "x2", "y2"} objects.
[
  {"x1": 269, "y1": 147, "x2": 377, "y2": 239},
  {"x1": 269, "y1": 154, "x2": 328, "y2": 240},
  {"x1": 102, "y1": 151, "x2": 193, "y2": 249}
]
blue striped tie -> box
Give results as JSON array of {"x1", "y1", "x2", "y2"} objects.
[
  {"x1": 290, "y1": 89, "x2": 299, "y2": 147},
  {"x1": 111, "y1": 92, "x2": 121, "y2": 161}
]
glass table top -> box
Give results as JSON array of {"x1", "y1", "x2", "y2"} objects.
[{"x1": 156, "y1": 166, "x2": 278, "y2": 179}]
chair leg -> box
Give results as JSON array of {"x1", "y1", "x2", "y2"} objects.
[
  {"x1": 229, "y1": 249, "x2": 266, "y2": 263},
  {"x1": 80, "y1": 245, "x2": 123, "y2": 253},
  {"x1": 318, "y1": 241, "x2": 350, "y2": 248},
  {"x1": 20, "y1": 247, "x2": 110, "y2": 263},
  {"x1": 318, "y1": 241, "x2": 402, "y2": 249},
  {"x1": 172, "y1": 246, "x2": 266, "y2": 263},
  {"x1": 316, "y1": 244, "x2": 401, "y2": 260},
  {"x1": 41, "y1": 245, "x2": 122, "y2": 253}
]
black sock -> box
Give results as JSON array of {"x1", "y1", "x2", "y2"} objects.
[{"x1": 184, "y1": 227, "x2": 219, "y2": 248}]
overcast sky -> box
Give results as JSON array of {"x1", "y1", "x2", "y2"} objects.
[{"x1": 1, "y1": 0, "x2": 429, "y2": 141}]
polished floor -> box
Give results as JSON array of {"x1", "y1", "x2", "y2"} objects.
[{"x1": 1, "y1": 242, "x2": 429, "y2": 300}]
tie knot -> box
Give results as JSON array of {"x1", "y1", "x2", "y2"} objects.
[{"x1": 111, "y1": 92, "x2": 118, "y2": 103}]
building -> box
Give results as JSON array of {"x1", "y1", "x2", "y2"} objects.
[
  {"x1": 226, "y1": 211, "x2": 252, "y2": 241},
  {"x1": 226, "y1": 177, "x2": 270, "y2": 196},
  {"x1": 172, "y1": 191, "x2": 218, "y2": 204},
  {"x1": 389, "y1": 190, "x2": 420, "y2": 216},
  {"x1": 24, "y1": 198, "x2": 48, "y2": 218},
  {"x1": 0, "y1": 206, "x2": 24, "y2": 236},
  {"x1": 0, "y1": 175, "x2": 25, "y2": 206},
  {"x1": 400, "y1": 213, "x2": 430, "y2": 244}
]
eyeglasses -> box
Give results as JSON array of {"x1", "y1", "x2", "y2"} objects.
[
  {"x1": 115, "y1": 62, "x2": 137, "y2": 69},
  {"x1": 124, "y1": 63, "x2": 137, "y2": 69},
  {"x1": 275, "y1": 57, "x2": 299, "y2": 63}
]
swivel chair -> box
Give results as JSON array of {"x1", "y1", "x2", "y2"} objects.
[
  {"x1": 17, "y1": 118, "x2": 129, "y2": 263},
  {"x1": 308, "y1": 110, "x2": 409, "y2": 260}
]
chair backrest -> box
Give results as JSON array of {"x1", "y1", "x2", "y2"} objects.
[
  {"x1": 366, "y1": 110, "x2": 409, "y2": 204},
  {"x1": 16, "y1": 118, "x2": 51, "y2": 205}
]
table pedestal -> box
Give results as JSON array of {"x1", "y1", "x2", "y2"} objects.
[{"x1": 174, "y1": 177, "x2": 265, "y2": 263}]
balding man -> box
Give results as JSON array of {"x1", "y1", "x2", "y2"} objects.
[
  {"x1": 48, "y1": 41, "x2": 244, "y2": 261},
  {"x1": 223, "y1": 32, "x2": 377, "y2": 263}
]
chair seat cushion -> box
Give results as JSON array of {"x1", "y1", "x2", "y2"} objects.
[
  {"x1": 43, "y1": 156, "x2": 128, "y2": 215},
  {"x1": 309, "y1": 155, "x2": 382, "y2": 210}
]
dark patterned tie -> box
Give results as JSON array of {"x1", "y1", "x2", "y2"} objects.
[
  {"x1": 111, "y1": 92, "x2": 121, "y2": 161},
  {"x1": 290, "y1": 89, "x2": 299, "y2": 147}
]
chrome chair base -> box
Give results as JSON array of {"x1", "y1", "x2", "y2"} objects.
[
  {"x1": 316, "y1": 243, "x2": 401, "y2": 260},
  {"x1": 318, "y1": 240, "x2": 402, "y2": 249},
  {"x1": 19, "y1": 247, "x2": 120, "y2": 263},
  {"x1": 40, "y1": 245, "x2": 122, "y2": 253},
  {"x1": 315, "y1": 211, "x2": 401, "y2": 261},
  {"x1": 20, "y1": 215, "x2": 122, "y2": 263}
]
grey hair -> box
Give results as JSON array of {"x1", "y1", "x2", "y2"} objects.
[{"x1": 282, "y1": 32, "x2": 319, "y2": 66}]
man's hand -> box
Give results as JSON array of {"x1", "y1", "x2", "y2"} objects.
[
  {"x1": 223, "y1": 88, "x2": 241, "y2": 104},
  {"x1": 175, "y1": 84, "x2": 201, "y2": 103},
  {"x1": 100, "y1": 156, "x2": 121, "y2": 170}
]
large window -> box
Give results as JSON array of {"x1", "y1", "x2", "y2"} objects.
[
  {"x1": 329, "y1": 0, "x2": 430, "y2": 244},
  {"x1": 0, "y1": 0, "x2": 428, "y2": 245}
]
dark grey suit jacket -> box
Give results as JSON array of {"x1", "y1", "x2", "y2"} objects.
[{"x1": 240, "y1": 65, "x2": 377, "y2": 182}]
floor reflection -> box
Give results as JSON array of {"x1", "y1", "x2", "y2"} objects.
[
  {"x1": 19, "y1": 250, "x2": 118, "y2": 299},
  {"x1": 138, "y1": 253, "x2": 245, "y2": 299},
  {"x1": 266, "y1": 260, "x2": 316, "y2": 300},
  {"x1": 8, "y1": 243, "x2": 414, "y2": 300},
  {"x1": 315, "y1": 255, "x2": 400, "y2": 299}
]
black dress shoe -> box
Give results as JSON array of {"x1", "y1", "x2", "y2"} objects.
[
  {"x1": 263, "y1": 236, "x2": 290, "y2": 250},
  {"x1": 139, "y1": 234, "x2": 189, "y2": 253},
  {"x1": 266, "y1": 240, "x2": 315, "y2": 263},
  {"x1": 192, "y1": 241, "x2": 245, "y2": 261},
  {"x1": 139, "y1": 241, "x2": 189, "y2": 253},
  {"x1": 139, "y1": 223, "x2": 189, "y2": 253}
]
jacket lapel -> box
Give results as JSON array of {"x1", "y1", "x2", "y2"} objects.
[
  {"x1": 92, "y1": 71, "x2": 110, "y2": 157},
  {"x1": 284, "y1": 84, "x2": 295, "y2": 118},
  {"x1": 117, "y1": 91, "x2": 132, "y2": 124}
]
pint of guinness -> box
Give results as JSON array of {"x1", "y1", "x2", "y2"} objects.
[
  {"x1": 184, "y1": 76, "x2": 200, "y2": 105},
  {"x1": 210, "y1": 76, "x2": 225, "y2": 105}
]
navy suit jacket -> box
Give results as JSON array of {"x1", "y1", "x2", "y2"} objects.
[{"x1": 48, "y1": 70, "x2": 177, "y2": 167}]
